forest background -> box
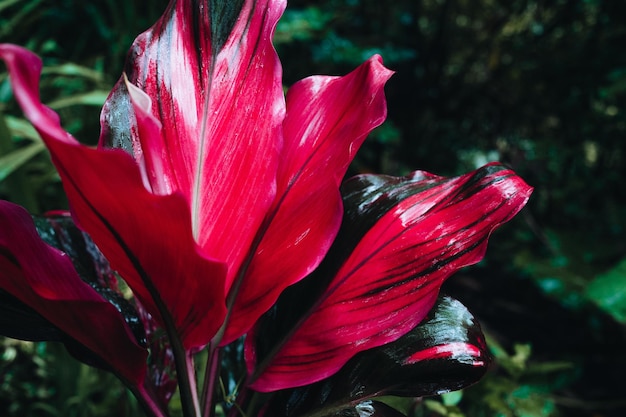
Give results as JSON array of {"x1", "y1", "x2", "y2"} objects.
[{"x1": 1, "y1": 0, "x2": 625, "y2": 416}]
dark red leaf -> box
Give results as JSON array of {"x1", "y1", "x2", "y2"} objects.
[
  {"x1": 0, "y1": 201, "x2": 148, "y2": 385},
  {"x1": 260, "y1": 296, "x2": 489, "y2": 417},
  {"x1": 34, "y1": 213, "x2": 147, "y2": 345},
  {"x1": 247, "y1": 163, "x2": 531, "y2": 391},
  {"x1": 224, "y1": 55, "x2": 393, "y2": 344}
]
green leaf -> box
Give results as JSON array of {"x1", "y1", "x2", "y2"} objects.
[
  {"x1": 0, "y1": 0, "x2": 26, "y2": 14},
  {"x1": 47, "y1": 90, "x2": 110, "y2": 109},
  {"x1": 0, "y1": 111, "x2": 11, "y2": 154},
  {"x1": 0, "y1": 141, "x2": 45, "y2": 181},
  {"x1": 441, "y1": 390, "x2": 463, "y2": 407},
  {"x1": 41, "y1": 63, "x2": 104, "y2": 82},
  {"x1": 585, "y1": 258, "x2": 626, "y2": 323},
  {"x1": 4, "y1": 115, "x2": 42, "y2": 141}
]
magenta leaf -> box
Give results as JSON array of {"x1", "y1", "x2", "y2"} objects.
[
  {"x1": 0, "y1": 0, "x2": 290, "y2": 349},
  {"x1": 259, "y1": 296, "x2": 489, "y2": 417},
  {"x1": 33, "y1": 213, "x2": 147, "y2": 345},
  {"x1": 223, "y1": 54, "x2": 393, "y2": 344},
  {"x1": 246, "y1": 163, "x2": 531, "y2": 391},
  {"x1": 0, "y1": 0, "x2": 394, "y2": 349},
  {"x1": 0, "y1": 291, "x2": 135, "y2": 375},
  {"x1": 20, "y1": 214, "x2": 154, "y2": 381},
  {"x1": 0, "y1": 284, "x2": 136, "y2": 381},
  {"x1": 101, "y1": 22, "x2": 392, "y2": 346},
  {"x1": 0, "y1": 42, "x2": 228, "y2": 350},
  {"x1": 0, "y1": 201, "x2": 148, "y2": 386},
  {"x1": 35, "y1": 214, "x2": 177, "y2": 406},
  {"x1": 99, "y1": 0, "x2": 286, "y2": 313}
]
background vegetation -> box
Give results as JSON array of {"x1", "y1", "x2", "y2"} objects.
[{"x1": 1, "y1": 0, "x2": 625, "y2": 416}]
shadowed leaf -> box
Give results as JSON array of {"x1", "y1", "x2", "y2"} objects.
[{"x1": 260, "y1": 296, "x2": 489, "y2": 417}]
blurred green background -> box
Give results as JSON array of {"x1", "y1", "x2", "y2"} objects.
[{"x1": 1, "y1": 0, "x2": 625, "y2": 416}]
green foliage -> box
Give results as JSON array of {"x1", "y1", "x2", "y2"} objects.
[
  {"x1": 586, "y1": 258, "x2": 626, "y2": 324},
  {"x1": 513, "y1": 226, "x2": 626, "y2": 324},
  {"x1": 0, "y1": 109, "x2": 53, "y2": 213},
  {"x1": 470, "y1": 342, "x2": 575, "y2": 417},
  {"x1": 1, "y1": 338, "x2": 141, "y2": 416},
  {"x1": 415, "y1": 340, "x2": 577, "y2": 417},
  {"x1": 0, "y1": 60, "x2": 107, "y2": 213},
  {"x1": 1, "y1": 339, "x2": 54, "y2": 416}
]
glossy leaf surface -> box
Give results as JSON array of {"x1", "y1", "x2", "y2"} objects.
[
  {"x1": 0, "y1": 201, "x2": 147, "y2": 385},
  {"x1": 0, "y1": 0, "x2": 394, "y2": 349},
  {"x1": 34, "y1": 213, "x2": 146, "y2": 345},
  {"x1": 260, "y1": 296, "x2": 488, "y2": 417},
  {"x1": 99, "y1": 0, "x2": 392, "y2": 345},
  {"x1": 100, "y1": 0, "x2": 284, "y2": 297},
  {"x1": 35, "y1": 214, "x2": 176, "y2": 404},
  {"x1": 224, "y1": 55, "x2": 392, "y2": 343},
  {"x1": 0, "y1": 42, "x2": 227, "y2": 350},
  {"x1": 247, "y1": 163, "x2": 531, "y2": 391}
]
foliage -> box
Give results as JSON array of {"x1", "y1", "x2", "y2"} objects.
[
  {"x1": 1, "y1": 339, "x2": 140, "y2": 416},
  {"x1": 1, "y1": 0, "x2": 625, "y2": 416}
]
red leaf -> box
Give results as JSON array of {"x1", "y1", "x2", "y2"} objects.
[
  {"x1": 223, "y1": 55, "x2": 393, "y2": 343},
  {"x1": 260, "y1": 296, "x2": 489, "y2": 417},
  {"x1": 100, "y1": 0, "x2": 286, "y2": 296},
  {"x1": 0, "y1": 43, "x2": 227, "y2": 350},
  {"x1": 0, "y1": 201, "x2": 147, "y2": 385},
  {"x1": 2, "y1": 0, "x2": 289, "y2": 348},
  {"x1": 247, "y1": 163, "x2": 532, "y2": 391},
  {"x1": 1, "y1": 0, "x2": 394, "y2": 349}
]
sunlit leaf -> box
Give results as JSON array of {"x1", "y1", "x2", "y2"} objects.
[{"x1": 247, "y1": 163, "x2": 531, "y2": 391}]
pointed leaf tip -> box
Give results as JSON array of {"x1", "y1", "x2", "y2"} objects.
[
  {"x1": 247, "y1": 163, "x2": 529, "y2": 391},
  {"x1": 225, "y1": 54, "x2": 394, "y2": 344},
  {"x1": 0, "y1": 44, "x2": 228, "y2": 350}
]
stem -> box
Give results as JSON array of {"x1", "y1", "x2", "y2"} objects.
[
  {"x1": 157, "y1": 306, "x2": 201, "y2": 417},
  {"x1": 55, "y1": 143, "x2": 202, "y2": 416},
  {"x1": 129, "y1": 384, "x2": 171, "y2": 417},
  {"x1": 200, "y1": 343, "x2": 222, "y2": 417},
  {"x1": 188, "y1": 353, "x2": 203, "y2": 413},
  {"x1": 227, "y1": 386, "x2": 249, "y2": 417}
]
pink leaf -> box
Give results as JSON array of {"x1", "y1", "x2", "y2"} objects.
[
  {"x1": 223, "y1": 55, "x2": 393, "y2": 343},
  {"x1": 100, "y1": 0, "x2": 286, "y2": 296},
  {"x1": 0, "y1": 43, "x2": 227, "y2": 350},
  {"x1": 247, "y1": 163, "x2": 532, "y2": 391}
]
